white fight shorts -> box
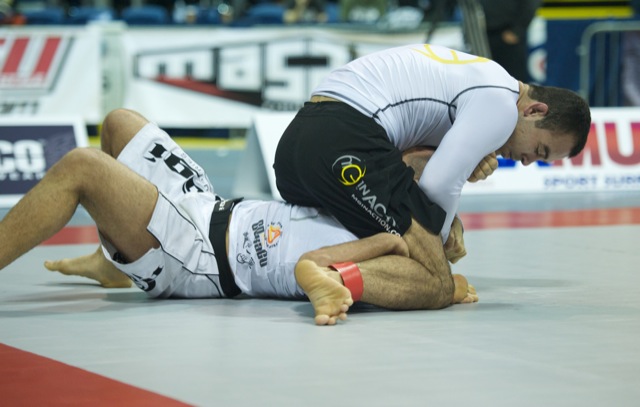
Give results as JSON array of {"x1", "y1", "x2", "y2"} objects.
[{"x1": 99, "y1": 122, "x2": 226, "y2": 299}]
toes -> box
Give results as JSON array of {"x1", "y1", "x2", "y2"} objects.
[
  {"x1": 44, "y1": 260, "x2": 65, "y2": 272},
  {"x1": 315, "y1": 314, "x2": 330, "y2": 325},
  {"x1": 314, "y1": 306, "x2": 350, "y2": 326}
]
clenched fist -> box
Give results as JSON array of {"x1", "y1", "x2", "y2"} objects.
[{"x1": 468, "y1": 152, "x2": 498, "y2": 183}]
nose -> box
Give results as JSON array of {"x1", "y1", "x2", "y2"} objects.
[{"x1": 521, "y1": 156, "x2": 532, "y2": 166}]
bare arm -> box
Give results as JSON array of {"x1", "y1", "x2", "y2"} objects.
[
  {"x1": 402, "y1": 146, "x2": 498, "y2": 183},
  {"x1": 296, "y1": 232, "x2": 461, "y2": 310},
  {"x1": 298, "y1": 232, "x2": 409, "y2": 267},
  {"x1": 401, "y1": 146, "x2": 497, "y2": 264}
]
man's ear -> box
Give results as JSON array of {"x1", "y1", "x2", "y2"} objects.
[{"x1": 523, "y1": 102, "x2": 549, "y2": 117}]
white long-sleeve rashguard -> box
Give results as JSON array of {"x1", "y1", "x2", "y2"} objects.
[{"x1": 312, "y1": 44, "x2": 520, "y2": 241}]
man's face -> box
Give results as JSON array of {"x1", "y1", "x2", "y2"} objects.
[{"x1": 497, "y1": 119, "x2": 575, "y2": 166}]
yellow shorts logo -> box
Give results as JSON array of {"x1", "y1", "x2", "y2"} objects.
[
  {"x1": 340, "y1": 164, "x2": 365, "y2": 186},
  {"x1": 333, "y1": 155, "x2": 366, "y2": 186}
]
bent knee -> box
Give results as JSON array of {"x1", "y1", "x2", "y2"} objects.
[
  {"x1": 45, "y1": 148, "x2": 105, "y2": 188},
  {"x1": 419, "y1": 270, "x2": 455, "y2": 310},
  {"x1": 101, "y1": 108, "x2": 148, "y2": 157},
  {"x1": 102, "y1": 108, "x2": 138, "y2": 127},
  {"x1": 58, "y1": 148, "x2": 104, "y2": 172}
]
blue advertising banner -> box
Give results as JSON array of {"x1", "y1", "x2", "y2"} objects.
[{"x1": 0, "y1": 118, "x2": 87, "y2": 207}]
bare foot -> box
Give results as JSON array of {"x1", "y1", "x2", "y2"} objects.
[
  {"x1": 295, "y1": 259, "x2": 354, "y2": 326},
  {"x1": 452, "y1": 274, "x2": 478, "y2": 304},
  {"x1": 461, "y1": 283, "x2": 478, "y2": 304},
  {"x1": 44, "y1": 247, "x2": 132, "y2": 288}
]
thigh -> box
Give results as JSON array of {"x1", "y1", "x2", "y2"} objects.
[
  {"x1": 100, "y1": 193, "x2": 223, "y2": 299},
  {"x1": 275, "y1": 102, "x2": 445, "y2": 238},
  {"x1": 101, "y1": 109, "x2": 149, "y2": 158},
  {"x1": 117, "y1": 121, "x2": 216, "y2": 201},
  {"x1": 77, "y1": 149, "x2": 160, "y2": 263}
]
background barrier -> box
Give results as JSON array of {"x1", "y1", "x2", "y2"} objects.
[
  {"x1": 0, "y1": 116, "x2": 88, "y2": 207},
  {"x1": 0, "y1": 22, "x2": 464, "y2": 128}
]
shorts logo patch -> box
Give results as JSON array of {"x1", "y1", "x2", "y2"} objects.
[
  {"x1": 332, "y1": 154, "x2": 400, "y2": 235},
  {"x1": 333, "y1": 155, "x2": 366, "y2": 186},
  {"x1": 130, "y1": 266, "x2": 163, "y2": 292},
  {"x1": 251, "y1": 220, "x2": 269, "y2": 267},
  {"x1": 266, "y1": 223, "x2": 282, "y2": 246},
  {"x1": 237, "y1": 232, "x2": 256, "y2": 268},
  {"x1": 144, "y1": 142, "x2": 209, "y2": 193},
  {"x1": 246, "y1": 221, "x2": 282, "y2": 268}
]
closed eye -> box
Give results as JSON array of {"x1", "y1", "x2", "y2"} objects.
[{"x1": 538, "y1": 144, "x2": 550, "y2": 161}]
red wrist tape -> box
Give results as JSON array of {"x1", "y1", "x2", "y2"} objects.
[{"x1": 329, "y1": 262, "x2": 363, "y2": 302}]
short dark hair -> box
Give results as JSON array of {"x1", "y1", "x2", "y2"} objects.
[{"x1": 528, "y1": 84, "x2": 591, "y2": 157}]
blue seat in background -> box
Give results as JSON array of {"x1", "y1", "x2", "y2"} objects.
[
  {"x1": 66, "y1": 6, "x2": 115, "y2": 24},
  {"x1": 121, "y1": 5, "x2": 170, "y2": 25},
  {"x1": 22, "y1": 7, "x2": 65, "y2": 24},
  {"x1": 232, "y1": 3, "x2": 285, "y2": 26},
  {"x1": 325, "y1": 2, "x2": 339, "y2": 23},
  {"x1": 196, "y1": 7, "x2": 222, "y2": 25}
]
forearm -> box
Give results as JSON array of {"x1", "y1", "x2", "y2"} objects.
[
  {"x1": 358, "y1": 255, "x2": 453, "y2": 310},
  {"x1": 298, "y1": 232, "x2": 408, "y2": 267},
  {"x1": 402, "y1": 146, "x2": 435, "y2": 181}
]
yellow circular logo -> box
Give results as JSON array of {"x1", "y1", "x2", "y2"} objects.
[
  {"x1": 333, "y1": 155, "x2": 366, "y2": 186},
  {"x1": 340, "y1": 163, "x2": 365, "y2": 186}
]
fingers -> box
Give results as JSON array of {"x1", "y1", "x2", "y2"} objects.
[
  {"x1": 444, "y1": 234, "x2": 466, "y2": 263},
  {"x1": 445, "y1": 242, "x2": 467, "y2": 263},
  {"x1": 468, "y1": 152, "x2": 498, "y2": 183},
  {"x1": 445, "y1": 216, "x2": 466, "y2": 263},
  {"x1": 447, "y1": 249, "x2": 467, "y2": 264}
]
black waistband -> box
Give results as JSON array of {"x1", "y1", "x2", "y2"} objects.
[{"x1": 209, "y1": 198, "x2": 244, "y2": 298}]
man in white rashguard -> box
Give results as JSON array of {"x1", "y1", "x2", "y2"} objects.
[
  {"x1": 273, "y1": 43, "x2": 592, "y2": 305},
  {"x1": 0, "y1": 109, "x2": 476, "y2": 326}
]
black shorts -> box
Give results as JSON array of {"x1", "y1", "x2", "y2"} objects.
[{"x1": 273, "y1": 101, "x2": 446, "y2": 238}]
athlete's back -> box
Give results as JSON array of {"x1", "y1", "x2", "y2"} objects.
[{"x1": 313, "y1": 43, "x2": 519, "y2": 151}]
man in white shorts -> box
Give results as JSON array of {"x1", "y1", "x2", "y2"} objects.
[{"x1": 0, "y1": 109, "x2": 476, "y2": 326}]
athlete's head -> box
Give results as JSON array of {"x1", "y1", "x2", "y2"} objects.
[
  {"x1": 528, "y1": 84, "x2": 591, "y2": 157},
  {"x1": 497, "y1": 84, "x2": 591, "y2": 166}
]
